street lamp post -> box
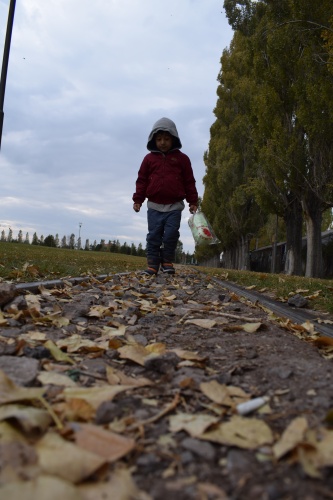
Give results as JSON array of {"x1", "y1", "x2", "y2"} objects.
[
  {"x1": 78, "y1": 222, "x2": 82, "y2": 249},
  {"x1": 0, "y1": 0, "x2": 17, "y2": 151}
]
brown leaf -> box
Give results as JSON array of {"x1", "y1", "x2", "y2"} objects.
[
  {"x1": 36, "y1": 432, "x2": 105, "y2": 483},
  {"x1": 312, "y1": 336, "x2": 333, "y2": 347},
  {"x1": 72, "y1": 423, "x2": 135, "y2": 462}
]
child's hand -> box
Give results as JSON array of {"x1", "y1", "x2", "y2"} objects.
[
  {"x1": 189, "y1": 205, "x2": 197, "y2": 214},
  {"x1": 133, "y1": 203, "x2": 141, "y2": 212}
]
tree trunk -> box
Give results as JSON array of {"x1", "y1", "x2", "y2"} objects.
[
  {"x1": 302, "y1": 195, "x2": 323, "y2": 278},
  {"x1": 239, "y1": 235, "x2": 250, "y2": 270},
  {"x1": 284, "y1": 198, "x2": 303, "y2": 276}
]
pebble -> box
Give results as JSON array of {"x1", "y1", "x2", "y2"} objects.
[
  {"x1": 181, "y1": 437, "x2": 216, "y2": 461},
  {"x1": 0, "y1": 355, "x2": 39, "y2": 386}
]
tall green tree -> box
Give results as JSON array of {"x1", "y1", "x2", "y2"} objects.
[
  {"x1": 202, "y1": 31, "x2": 264, "y2": 269},
  {"x1": 221, "y1": 0, "x2": 333, "y2": 277}
]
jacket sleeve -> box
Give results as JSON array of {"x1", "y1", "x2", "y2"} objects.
[
  {"x1": 182, "y1": 155, "x2": 198, "y2": 206},
  {"x1": 133, "y1": 156, "x2": 149, "y2": 204}
]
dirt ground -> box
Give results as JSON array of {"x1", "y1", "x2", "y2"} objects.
[{"x1": 0, "y1": 266, "x2": 333, "y2": 500}]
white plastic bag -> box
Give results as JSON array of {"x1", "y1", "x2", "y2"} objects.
[{"x1": 188, "y1": 211, "x2": 220, "y2": 245}]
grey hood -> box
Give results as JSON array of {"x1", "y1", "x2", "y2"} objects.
[{"x1": 147, "y1": 117, "x2": 182, "y2": 151}]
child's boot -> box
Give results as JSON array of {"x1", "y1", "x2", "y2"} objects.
[
  {"x1": 160, "y1": 262, "x2": 175, "y2": 274},
  {"x1": 142, "y1": 259, "x2": 160, "y2": 276}
]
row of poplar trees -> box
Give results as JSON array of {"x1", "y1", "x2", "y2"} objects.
[{"x1": 202, "y1": 0, "x2": 333, "y2": 277}]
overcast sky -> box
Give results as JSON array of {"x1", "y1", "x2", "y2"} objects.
[{"x1": 0, "y1": 0, "x2": 233, "y2": 253}]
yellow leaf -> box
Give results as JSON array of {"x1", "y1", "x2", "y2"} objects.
[
  {"x1": 78, "y1": 468, "x2": 146, "y2": 500},
  {"x1": 63, "y1": 385, "x2": 133, "y2": 409},
  {"x1": 106, "y1": 367, "x2": 152, "y2": 387},
  {"x1": 273, "y1": 416, "x2": 309, "y2": 460},
  {"x1": 56, "y1": 335, "x2": 108, "y2": 353},
  {"x1": 0, "y1": 404, "x2": 52, "y2": 433},
  {"x1": 28, "y1": 331, "x2": 47, "y2": 341},
  {"x1": 169, "y1": 412, "x2": 219, "y2": 437},
  {"x1": 87, "y1": 305, "x2": 114, "y2": 318},
  {"x1": 145, "y1": 342, "x2": 166, "y2": 354},
  {"x1": 44, "y1": 340, "x2": 76, "y2": 365},
  {"x1": 25, "y1": 294, "x2": 42, "y2": 315},
  {"x1": 0, "y1": 310, "x2": 8, "y2": 326},
  {"x1": 118, "y1": 344, "x2": 149, "y2": 366},
  {"x1": 0, "y1": 421, "x2": 28, "y2": 443},
  {"x1": 102, "y1": 323, "x2": 127, "y2": 337},
  {"x1": 0, "y1": 474, "x2": 80, "y2": 500},
  {"x1": 37, "y1": 371, "x2": 77, "y2": 387},
  {"x1": 201, "y1": 415, "x2": 273, "y2": 449},
  {"x1": 171, "y1": 348, "x2": 206, "y2": 362},
  {"x1": 184, "y1": 319, "x2": 216, "y2": 329},
  {"x1": 242, "y1": 322, "x2": 262, "y2": 333},
  {"x1": 0, "y1": 369, "x2": 45, "y2": 404},
  {"x1": 302, "y1": 428, "x2": 333, "y2": 468},
  {"x1": 200, "y1": 381, "x2": 250, "y2": 407}
]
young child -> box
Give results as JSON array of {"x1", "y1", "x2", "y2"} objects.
[{"x1": 133, "y1": 117, "x2": 198, "y2": 275}]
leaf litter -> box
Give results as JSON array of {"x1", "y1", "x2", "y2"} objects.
[{"x1": 0, "y1": 266, "x2": 333, "y2": 499}]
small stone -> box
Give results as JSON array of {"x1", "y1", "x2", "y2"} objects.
[
  {"x1": 0, "y1": 356, "x2": 39, "y2": 386},
  {"x1": 0, "y1": 283, "x2": 16, "y2": 306},
  {"x1": 144, "y1": 352, "x2": 180, "y2": 373},
  {"x1": 95, "y1": 401, "x2": 119, "y2": 424},
  {"x1": 287, "y1": 294, "x2": 308, "y2": 308},
  {"x1": 23, "y1": 345, "x2": 52, "y2": 359},
  {"x1": 181, "y1": 437, "x2": 216, "y2": 461}
]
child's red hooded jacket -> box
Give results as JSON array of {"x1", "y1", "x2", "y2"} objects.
[{"x1": 133, "y1": 117, "x2": 198, "y2": 207}]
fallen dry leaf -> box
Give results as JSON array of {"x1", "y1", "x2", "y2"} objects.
[
  {"x1": 0, "y1": 369, "x2": 45, "y2": 404},
  {"x1": 171, "y1": 348, "x2": 207, "y2": 362},
  {"x1": 169, "y1": 412, "x2": 219, "y2": 437},
  {"x1": 37, "y1": 371, "x2": 78, "y2": 387},
  {"x1": 36, "y1": 431, "x2": 105, "y2": 483},
  {"x1": 78, "y1": 468, "x2": 150, "y2": 500},
  {"x1": 0, "y1": 474, "x2": 80, "y2": 500},
  {"x1": 106, "y1": 366, "x2": 153, "y2": 387},
  {"x1": 72, "y1": 423, "x2": 135, "y2": 462},
  {"x1": 273, "y1": 416, "x2": 308, "y2": 460},
  {"x1": 0, "y1": 421, "x2": 29, "y2": 443},
  {"x1": 63, "y1": 385, "x2": 133, "y2": 410},
  {"x1": 200, "y1": 380, "x2": 250, "y2": 407},
  {"x1": 44, "y1": 340, "x2": 76, "y2": 365},
  {"x1": 0, "y1": 404, "x2": 52, "y2": 433},
  {"x1": 184, "y1": 318, "x2": 216, "y2": 329},
  {"x1": 56, "y1": 335, "x2": 109, "y2": 353},
  {"x1": 201, "y1": 415, "x2": 274, "y2": 449}
]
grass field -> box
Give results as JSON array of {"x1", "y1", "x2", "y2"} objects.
[
  {"x1": 1, "y1": 242, "x2": 333, "y2": 313},
  {"x1": 0, "y1": 242, "x2": 147, "y2": 281}
]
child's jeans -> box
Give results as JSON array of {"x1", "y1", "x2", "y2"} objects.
[{"x1": 146, "y1": 208, "x2": 182, "y2": 264}]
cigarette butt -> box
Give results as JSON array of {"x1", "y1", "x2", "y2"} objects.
[{"x1": 236, "y1": 396, "x2": 269, "y2": 415}]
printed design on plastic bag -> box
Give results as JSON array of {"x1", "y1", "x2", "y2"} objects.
[{"x1": 188, "y1": 211, "x2": 220, "y2": 245}]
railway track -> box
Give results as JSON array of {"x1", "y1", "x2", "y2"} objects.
[
  {"x1": 13, "y1": 271, "x2": 333, "y2": 339},
  {"x1": 209, "y1": 275, "x2": 333, "y2": 339}
]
